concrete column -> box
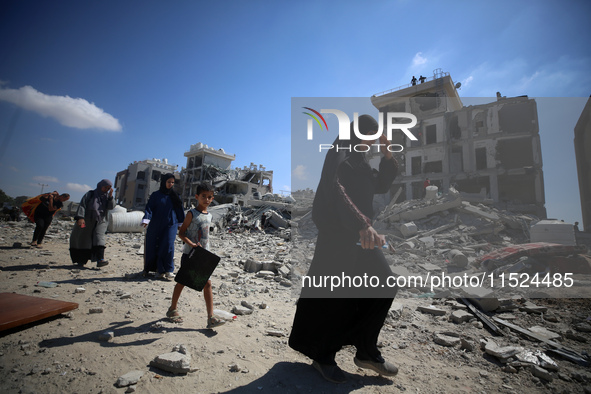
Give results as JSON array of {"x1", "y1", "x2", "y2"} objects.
[{"x1": 489, "y1": 173, "x2": 499, "y2": 202}]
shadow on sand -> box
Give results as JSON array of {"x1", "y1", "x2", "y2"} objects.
[{"x1": 220, "y1": 361, "x2": 395, "y2": 393}]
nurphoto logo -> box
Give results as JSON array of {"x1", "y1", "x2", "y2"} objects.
[{"x1": 303, "y1": 108, "x2": 418, "y2": 153}]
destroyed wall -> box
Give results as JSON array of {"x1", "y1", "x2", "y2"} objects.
[
  {"x1": 181, "y1": 143, "x2": 236, "y2": 208},
  {"x1": 575, "y1": 97, "x2": 591, "y2": 233},
  {"x1": 180, "y1": 143, "x2": 274, "y2": 208},
  {"x1": 371, "y1": 74, "x2": 546, "y2": 218}
]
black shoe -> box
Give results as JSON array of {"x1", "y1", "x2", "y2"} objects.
[
  {"x1": 97, "y1": 260, "x2": 109, "y2": 268},
  {"x1": 312, "y1": 361, "x2": 347, "y2": 384},
  {"x1": 353, "y1": 357, "x2": 398, "y2": 376}
]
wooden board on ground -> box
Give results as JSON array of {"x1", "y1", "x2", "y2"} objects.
[{"x1": 0, "y1": 293, "x2": 78, "y2": 331}]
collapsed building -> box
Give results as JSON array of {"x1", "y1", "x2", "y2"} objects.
[
  {"x1": 370, "y1": 69, "x2": 546, "y2": 218},
  {"x1": 180, "y1": 142, "x2": 274, "y2": 208},
  {"x1": 114, "y1": 158, "x2": 181, "y2": 211},
  {"x1": 575, "y1": 96, "x2": 591, "y2": 233}
]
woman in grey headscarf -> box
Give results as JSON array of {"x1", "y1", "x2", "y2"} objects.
[{"x1": 69, "y1": 179, "x2": 115, "y2": 268}]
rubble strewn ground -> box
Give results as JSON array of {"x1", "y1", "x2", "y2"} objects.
[{"x1": 2, "y1": 192, "x2": 591, "y2": 393}]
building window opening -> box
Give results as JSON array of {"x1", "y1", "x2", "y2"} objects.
[
  {"x1": 411, "y1": 156, "x2": 422, "y2": 176},
  {"x1": 475, "y1": 147, "x2": 487, "y2": 170},
  {"x1": 426, "y1": 125, "x2": 437, "y2": 144}
]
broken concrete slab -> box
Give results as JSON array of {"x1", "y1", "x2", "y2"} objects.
[
  {"x1": 528, "y1": 326, "x2": 561, "y2": 341},
  {"x1": 451, "y1": 310, "x2": 473, "y2": 324},
  {"x1": 383, "y1": 195, "x2": 462, "y2": 222},
  {"x1": 434, "y1": 332, "x2": 461, "y2": 347},
  {"x1": 484, "y1": 342, "x2": 523, "y2": 360},
  {"x1": 458, "y1": 202, "x2": 500, "y2": 221},
  {"x1": 417, "y1": 305, "x2": 446, "y2": 316}
]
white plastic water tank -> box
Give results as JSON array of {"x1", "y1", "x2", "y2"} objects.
[
  {"x1": 425, "y1": 185, "x2": 438, "y2": 200},
  {"x1": 108, "y1": 206, "x2": 145, "y2": 233}
]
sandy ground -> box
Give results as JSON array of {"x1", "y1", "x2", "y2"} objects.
[{"x1": 1, "y1": 219, "x2": 591, "y2": 394}]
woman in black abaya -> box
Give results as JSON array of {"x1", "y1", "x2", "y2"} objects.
[{"x1": 289, "y1": 114, "x2": 399, "y2": 383}]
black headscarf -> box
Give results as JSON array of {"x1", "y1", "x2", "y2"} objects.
[
  {"x1": 312, "y1": 114, "x2": 378, "y2": 230},
  {"x1": 160, "y1": 173, "x2": 182, "y2": 208}
]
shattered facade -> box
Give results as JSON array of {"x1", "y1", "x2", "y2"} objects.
[
  {"x1": 370, "y1": 70, "x2": 546, "y2": 218},
  {"x1": 575, "y1": 97, "x2": 591, "y2": 232},
  {"x1": 180, "y1": 143, "x2": 274, "y2": 208},
  {"x1": 114, "y1": 158, "x2": 180, "y2": 210}
]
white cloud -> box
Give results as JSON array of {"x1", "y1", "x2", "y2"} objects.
[
  {"x1": 9, "y1": 166, "x2": 18, "y2": 172},
  {"x1": 412, "y1": 52, "x2": 427, "y2": 67},
  {"x1": 66, "y1": 183, "x2": 93, "y2": 192},
  {"x1": 292, "y1": 165, "x2": 308, "y2": 181},
  {"x1": 33, "y1": 175, "x2": 59, "y2": 183},
  {"x1": 0, "y1": 85, "x2": 122, "y2": 131},
  {"x1": 461, "y1": 76, "x2": 474, "y2": 88}
]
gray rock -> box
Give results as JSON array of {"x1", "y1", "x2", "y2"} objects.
[
  {"x1": 574, "y1": 323, "x2": 591, "y2": 333},
  {"x1": 232, "y1": 305, "x2": 253, "y2": 315},
  {"x1": 460, "y1": 338, "x2": 476, "y2": 352},
  {"x1": 266, "y1": 330, "x2": 285, "y2": 337},
  {"x1": 277, "y1": 265, "x2": 290, "y2": 278},
  {"x1": 89, "y1": 308, "x2": 103, "y2": 314},
  {"x1": 241, "y1": 300, "x2": 254, "y2": 310},
  {"x1": 98, "y1": 331, "x2": 115, "y2": 342},
  {"x1": 116, "y1": 370, "x2": 144, "y2": 387},
  {"x1": 530, "y1": 365, "x2": 553, "y2": 382},
  {"x1": 150, "y1": 351, "x2": 195, "y2": 374}
]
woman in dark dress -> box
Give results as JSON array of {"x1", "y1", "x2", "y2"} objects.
[
  {"x1": 142, "y1": 173, "x2": 185, "y2": 280},
  {"x1": 289, "y1": 115, "x2": 399, "y2": 383}
]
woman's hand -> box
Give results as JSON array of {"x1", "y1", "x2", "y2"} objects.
[
  {"x1": 359, "y1": 226, "x2": 386, "y2": 249},
  {"x1": 377, "y1": 134, "x2": 393, "y2": 160}
]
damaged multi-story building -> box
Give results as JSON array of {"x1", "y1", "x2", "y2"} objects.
[
  {"x1": 370, "y1": 69, "x2": 547, "y2": 218},
  {"x1": 575, "y1": 96, "x2": 591, "y2": 233},
  {"x1": 181, "y1": 142, "x2": 274, "y2": 208},
  {"x1": 114, "y1": 158, "x2": 180, "y2": 210}
]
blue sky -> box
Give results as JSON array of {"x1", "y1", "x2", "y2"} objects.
[{"x1": 0, "y1": 1, "x2": 589, "y2": 224}]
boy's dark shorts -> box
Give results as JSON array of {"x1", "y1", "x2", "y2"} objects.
[{"x1": 180, "y1": 252, "x2": 190, "y2": 267}]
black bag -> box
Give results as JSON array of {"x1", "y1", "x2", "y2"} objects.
[{"x1": 174, "y1": 246, "x2": 221, "y2": 291}]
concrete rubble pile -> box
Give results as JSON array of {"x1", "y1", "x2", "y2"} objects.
[{"x1": 287, "y1": 188, "x2": 591, "y2": 386}]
